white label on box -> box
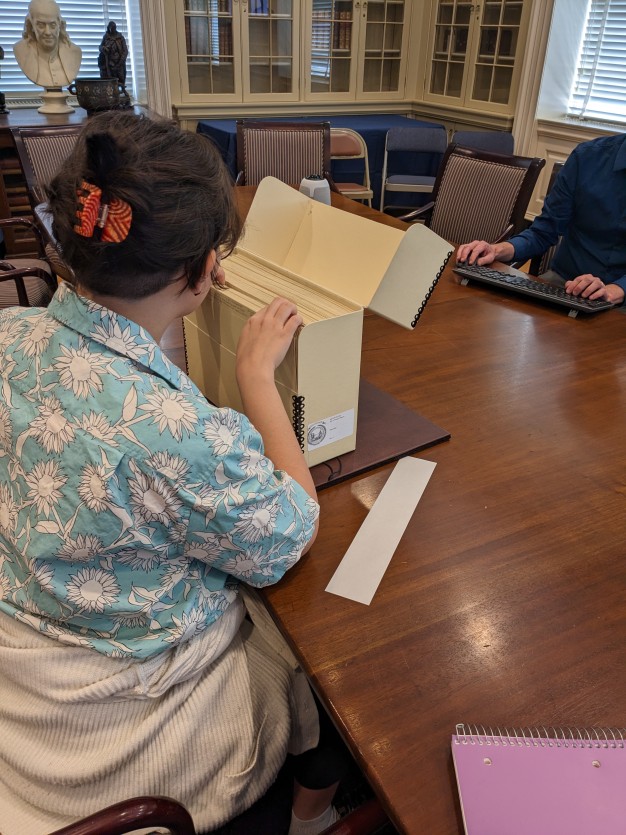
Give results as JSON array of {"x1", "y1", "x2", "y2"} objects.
[{"x1": 306, "y1": 409, "x2": 355, "y2": 451}]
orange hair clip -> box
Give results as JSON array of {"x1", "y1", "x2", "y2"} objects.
[{"x1": 74, "y1": 180, "x2": 132, "y2": 243}]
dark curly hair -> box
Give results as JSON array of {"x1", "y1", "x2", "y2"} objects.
[{"x1": 46, "y1": 111, "x2": 242, "y2": 299}]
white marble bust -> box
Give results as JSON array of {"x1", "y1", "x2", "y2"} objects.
[{"x1": 13, "y1": 0, "x2": 82, "y2": 89}]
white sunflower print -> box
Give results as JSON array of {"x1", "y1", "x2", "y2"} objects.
[
  {"x1": 183, "y1": 533, "x2": 223, "y2": 562},
  {"x1": 0, "y1": 570, "x2": 11, "y2": 600},
  {"x1": 221, "y1": 546, "x2": 275, "y2": 580},
  {"x1": 163, "y1": 608, "x2": 209, "y2": 644},
  {"x1": 77, "y1": 463, "x2": 111, "y2": 513},
  {"x1": 24, "y1": 460, "x2": 67, "y2": 516},
  {"x1": 202, "y1": 411, "x2": 241, "y2": 456},
  {"x1": 146, "y1": 451, "x2": 190, "y2": 486},
  {"x1": 31, "y1": 395, "x2": 75, "y2": 454},
  {"x1": 0, "y1": 402, "x2": 12, "y2": 452},
  {"x1": 56, "y1": 533, "x2": 105, "y2": 563},
  {"x1": 191, "y1": 484, "x2": 218, "y2": 523},
  {"x1": 65, "y1": 567, "x2": 120, "y2": 613},
  {"x1": 78, "y1": 411, "x2": 119, "y2": 445},
  {"x1": 0, "y1": 482, "x2": 18, "y2": 538},
  {"x1": 128, "y1": 466, "x2": 183, "y2": 525},
  {"x1": 18, "y1": 315, "x2": 59, "y2": 359},
  {"x1": 111, "y1": 610, "x2": 150, "y2": 630},
  {"x1": 140, "y1": 388, "x2": 198, "y2": 441},
  {"x1": 117, "y1": 547, "x2": 165, "y2": 571},
  {"x1": 31, "y1": 560, "x2": 55, "y2": 594},
  {"x1": 53, "y1": 344, "x2": 107, "y2": 398},
  {"x1": 232, "y1": 499, "x2": 279, "y2": 543},
  {"x1": 90, "y1": 319, "x2": 145, "y2": 360},
  {"x1": 42, "y1": 623, "x2": 95, "y2": 648},
  {"x1": 239, "y1": 446, "x2": 271, "y2": 479}
]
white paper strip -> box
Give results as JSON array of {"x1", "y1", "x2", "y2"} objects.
[{"x1": 325, "y1": 457, "x2": 436, "y2": 605}]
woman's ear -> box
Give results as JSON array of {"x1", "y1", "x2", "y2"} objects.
[{"x1": 191, "y1": 250, "x2": 217, "y2": 296}]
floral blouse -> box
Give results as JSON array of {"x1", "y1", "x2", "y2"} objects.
[{"x1": 0, "y1": 283, "x2": 319, "y2": 658}]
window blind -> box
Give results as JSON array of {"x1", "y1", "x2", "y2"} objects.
[
  {"x1": 0, "y1": 1, "x2": 141, "y2": 100},
  {"x1": 568, "y1": 0, "x2": 626, "y2": 123}
]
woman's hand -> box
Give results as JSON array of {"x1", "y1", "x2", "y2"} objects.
[
  {"x1": 236, "y1": 297, "x2": 302, "y2": 387},
  {"x1": 565, "y1": 274, "x2": 624, "y2": 304}
]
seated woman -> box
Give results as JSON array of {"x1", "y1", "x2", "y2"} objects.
[{"x1": 0, "y1": 112, "x2": 340, "y2": 834}]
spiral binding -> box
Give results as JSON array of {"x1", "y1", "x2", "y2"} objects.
[
  {"x1": 454, "y1": 724, "x2": 626, "y2": 749},
  {"x1": 411, "y1": 249, "x2": 453, "y2": 328},
  {"x1": 292, "y1": 395, "x2": 305, "y2": 451}
]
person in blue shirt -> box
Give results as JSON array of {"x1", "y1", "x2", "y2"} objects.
[
  {"x1": 0, "y1": 112, "x2": 343, "y2": 835},
  {"x1": 456, "y1": 132, "x2": 626, "y2": 306}
]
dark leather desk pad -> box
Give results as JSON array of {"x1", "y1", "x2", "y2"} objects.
[{"x1": 310, "y1": 379, "x2": 450, "y2": 489}]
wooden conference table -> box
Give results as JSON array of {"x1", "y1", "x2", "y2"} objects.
[{"x1": 232, "y1": 189, "x2": 626, "y2": 833}]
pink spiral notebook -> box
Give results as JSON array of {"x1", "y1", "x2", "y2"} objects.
[{"x1": 452, "y1": 724, "x2": 626, "y2": 835}]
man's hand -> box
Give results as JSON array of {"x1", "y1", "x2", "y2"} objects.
[
  {"x1": 565, "y1": 274, "x2": 624, "y2": 305},
  {"x1": 456, "y1": 240, "x2": 515, "y2": 266}
]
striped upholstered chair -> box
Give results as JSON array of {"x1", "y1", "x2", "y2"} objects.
[
  {"x1": 0, "y1": 216, "x2": 57, "y2": 308},
  {"x1": 235, "y1": 120, "x2": 333, "y2": 188},
  {"x1": 12, "y1": 124, "x2": 83, "y2": 284},
  {"x1": 400, "y1": 144, "x2": 545, "y2": 245}
]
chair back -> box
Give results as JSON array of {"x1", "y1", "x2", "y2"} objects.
[
  {"x1": 427, "y1": 145, "x2": 545, "y2": 244},
  {"x1": 48, "y1": 795, "x2": 196, "y2": 835},
  {"x1": 451, "y1": 130, "x2": 514, "y2": 155},
  {"x1": 236, "y1": 120, "x2": 331, "y2": 187},
  {"x1": 330, "y1": 127, "x2": 373, "y2": 206},
  {"x1": 12, "y1": 125, "x2": 83, "y2": 208},
  {"x1": 529, "y1": 161, "x2": 565, "y2": 276},
  {"x1": 380, "y1": 126, "x2": 448, "y2": 210},
  {"x1": 385, "y1": 126, "x2": 448, "y2": 155}
]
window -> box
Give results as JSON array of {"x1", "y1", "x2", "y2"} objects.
[
  {"x1": 0, "y1": 0, "x2": 145, "y2": 102},
  {"x1": 568, "y1": 0, "x2": 626, "y2": 123}
]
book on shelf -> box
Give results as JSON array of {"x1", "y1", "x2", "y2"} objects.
[
  {"x1": 452, "y1": 724, "x2": 626, "y2": 835},
  {"x1": 184, "y1": 177, "x2": 452, "y2": 466}
]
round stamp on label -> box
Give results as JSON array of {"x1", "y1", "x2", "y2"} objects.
[{"x1": 307, "y1": 423, "x2": 327, "y2": 446}]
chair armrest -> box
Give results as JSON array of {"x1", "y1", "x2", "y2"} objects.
[
  {"x1": 397, "y1": 202, "x2": 434, "y2": 223},
  {"x1": 494, "y1": 223, "x2": 513, "y2": 243},
  {"x1": 0, "y1": 262, "x2": 54, "y2": 307},
  {"x1": 0, "y1": 216, "x2": 47, "y2": 257}
]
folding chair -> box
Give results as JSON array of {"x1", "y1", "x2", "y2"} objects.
[{"x1": 330, "y1": 127, "x2": 374, "y2": 207}]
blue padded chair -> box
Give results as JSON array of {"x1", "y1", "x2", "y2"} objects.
[
  {"x1": 450, "y1": 130, "x2": 514, "y2": 155},
  {"x1": 379, "y1": 126, "x2": 448, "y2": 212}
]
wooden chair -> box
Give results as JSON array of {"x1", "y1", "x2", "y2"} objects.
[
  {"x1": 11, "y1": 124, "x2": 83, "y2": 283},
  {"x1": 46, "y1": 795, "x2": 389, "y2": 835},
  {"x1": 235, "y1": 120, "x2": 333, "y2": 187},
  {"x1": 379, "y1": 126, "x2": 448, "y2": 212},
  {"x1": 399, "y1": 144, "x2": 545, "y2": 244},
  {"x1": 450, "y1": 129, "x2": 514, "y2": 155},
  {"x1": 47, "y1": 796, "x2": 196, "y2": 835},
  {"x1": 330, "y1": 128, "x2": 374, "y2": 207},
  {"x1": 0, "y1": 216, "x2": 57, "y2": 307}
]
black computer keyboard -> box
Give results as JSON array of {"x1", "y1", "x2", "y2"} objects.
[{"x1": 453, "y1": 262, "x2": 615, "y2": 317}]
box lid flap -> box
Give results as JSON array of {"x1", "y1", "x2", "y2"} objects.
[{"x1": 241, "y1": 178, "x2": 452, "y2": 329}]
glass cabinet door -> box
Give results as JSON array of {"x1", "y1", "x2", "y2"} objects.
[
  {"x1": 244, "y1": 0, "x2": 298, "y2": 96},
  {"x1": 183, "y1": 0, "x2": 238, "y2": 95},
  {"x1": 427, "y1": 0, "x2": 527, "y2": 111},
  {"x1": 429, "y1": 0, "x2": 473, "y2": 99},
  {"x1": 361, "y1": 0, "x2": 407, "y2": 94},
  {"x1": 470, "y1": 0, "x2": 522, "y2": 105},
  {"x1": 310, "y1": 0, "x2": 355, "y2": 94}
]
